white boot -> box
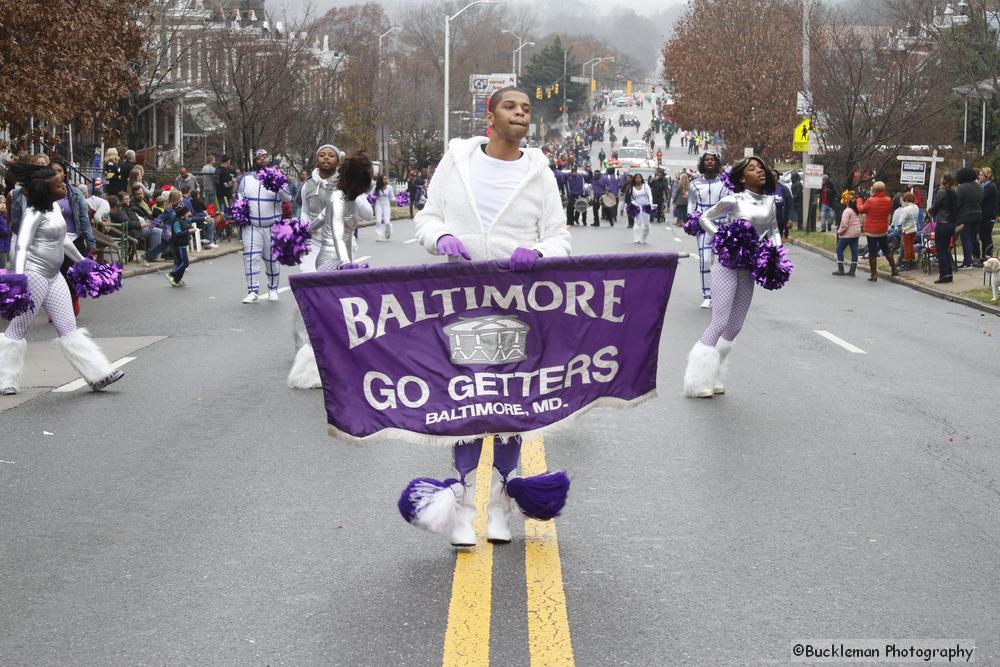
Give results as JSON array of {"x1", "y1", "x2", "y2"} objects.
[
  {"x1": 0, "y1": 335, "x2": 27, "y2": 394},
  {"x1": 682, "y1": 340, "x2": 720, "y2": 398},
  {"x1": 450, "y1": 476, "x2": 477, "y2": 547},
  {"x1": 287, "y1": 343, "x2": 322, "y2": 389},
  {"x1": 56, "y1": 328, "x2": 122, "y2": 390},
  {"x1": 714, "y1": 339, "x2": 733, "y2": 395},
  {"x1": 486, "y1": 475, "x2": 513, "y2": 544}
]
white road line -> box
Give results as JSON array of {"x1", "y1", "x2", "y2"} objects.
[
  {"x1": 355, "y1": 255, "x2": 372, "y2": 264},
  {"x1": 277, "y1": 286, "x2": 291, "y2": 294},
  {"x1": 53, "y1": 356, "x2": 137, "y2": 393},
  {"x1": 814, "y1": 330, "x2": 867, "y2": 354},
  {"x1": 404, "y1": 238, "x2": 419, "y2": 244}
]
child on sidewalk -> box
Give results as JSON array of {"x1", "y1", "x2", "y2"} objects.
[{"x1": 165, "y1": 202, "x2": 193, "y2": 287}]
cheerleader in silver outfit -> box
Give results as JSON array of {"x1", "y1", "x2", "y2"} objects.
[
  {"x1": 683, "y1": 156, "x2": 780, "y2": 398},
  {"x1": 688, "y1": 151, "x2": 730, "y2": 309},
  {"x1": 0, "y1": 162, "x2": 123, "y2": 395},
  {"x1": 287, "y1": 151, "x2": 373, "y2": 389}
]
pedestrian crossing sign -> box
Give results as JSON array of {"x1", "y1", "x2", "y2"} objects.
[{"x1": 793, "y1": 119, "x2": 811, "y2": 152}]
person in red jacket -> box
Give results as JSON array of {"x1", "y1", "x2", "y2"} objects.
[{"x1": 856, "y1": 181, "x2": 899, "y2": 281}]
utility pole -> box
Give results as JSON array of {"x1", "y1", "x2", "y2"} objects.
[
  {"x1": 562, "y1": 48, "x2": 568, "y2": 128},
  {"x1": 801, "y1": 0, "x2": 813, "y2": 232}
]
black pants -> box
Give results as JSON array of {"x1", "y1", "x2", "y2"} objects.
[
  {"x1": 936, "y1": 222, "x2": 955, "y2": 279},
  {"x1": 591, "y1": 199, "x2": 601, "y2": 225},
  {"x1": 981, "y1": 219, "x2": 996, "y2": 257}
]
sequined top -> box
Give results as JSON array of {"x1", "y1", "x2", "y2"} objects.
[
  {"x1": 14, "y1": 205, "x2": 85, "y2": 279},
  {"x1": 699, "y1": 190, "x2": 780, "y2": 244}
]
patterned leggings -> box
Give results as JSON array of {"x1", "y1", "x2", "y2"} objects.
[
  {"x1": 4, "y1": 272, "x2": 77, "y2": 340},
  {"x1": 698, "y1": 232, "x2": 713, "y2": 299},
  {"x1": 241, "y1": 225, "x2": 279, "y2": 294},
  {"x1": 699, "y1": 264, "x2": 755, "y2": 346}
]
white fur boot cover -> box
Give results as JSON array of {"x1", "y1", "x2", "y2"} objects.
[
  {"x1": 56, "y1": 328, "x2": 114, "y2": 384},
  {"x1": 287, "y1": 343, "x2": 322, "y2": 389},
  {"x1": 0, "y1": 335, "x2": 28, "y2": 391},
  {"x1": 714, "y1": 338, "x2": 733, "y2": 395},
  {"x1": 683, "y1": 340, "x2": 720, "y2": 398}
]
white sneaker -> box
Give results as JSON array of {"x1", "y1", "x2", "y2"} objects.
[
  {"x1": 207, "y1": 242, "x2": 219, "y2": 249},
  {"x1": 242, "y1": 292, "x2": 259, "y2": 304},
  {"x1": 699, "y1": 298, "x2": 712, "y2": 309},
  {"x1": 267, "y1": 290, "x2": 279, "y2": 301}
]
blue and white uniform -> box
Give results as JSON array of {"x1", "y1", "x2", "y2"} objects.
[
  {"x1": 235, "y1": 171, "x2": 292, "y2": 295},
  {"x1": 688, "y1": 175, "x2": 729, "y2": 300}
]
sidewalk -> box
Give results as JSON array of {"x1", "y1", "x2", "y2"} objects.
[{"x1": 788, "y1": 235, "x2": 1000, "y2": 317}]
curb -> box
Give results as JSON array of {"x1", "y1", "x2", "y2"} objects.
[
  {"x1": 121, "y1": 243, "x2": 241, "y2": 279},
  {"x1": 787, "y1": 238, "x2": 1000, "y2": 317}
]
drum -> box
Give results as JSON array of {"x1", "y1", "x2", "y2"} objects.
[
  {"x1": 601, "y1": 193, "x2": 616, "y2": 208},
  {"x1": 574, "y1": 197, "x2": 589, "y2": 213}
]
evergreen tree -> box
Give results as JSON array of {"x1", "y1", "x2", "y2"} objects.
[{"x1": 521, "y1": 36, "x2": 588, "y2": 123}]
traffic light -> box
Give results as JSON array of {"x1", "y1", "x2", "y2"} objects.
[
  {"x1": 626, "y1": 79, "x2": 632, "y2": 96},
  {"x1": 535, "y1": 87, "x2": 542, "y2": 100},
  {"x1": 546, "y1": 87, "x2": 552, "y2": 99},
  {"x1": 554, "y1": 82, "x2": 559, "y2": 95}
]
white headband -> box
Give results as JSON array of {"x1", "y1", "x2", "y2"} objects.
[{"x1": 316, "y1": 144, "x2": 343, "y2": 159}]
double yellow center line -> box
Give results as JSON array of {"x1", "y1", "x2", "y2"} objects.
[{"x1": 442, "y1": 438, "x2": 574, "y2": 666}]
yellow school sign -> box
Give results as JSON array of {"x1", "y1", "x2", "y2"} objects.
[{"x1": 793, "y1": 118, "x2": 812, "y2": 152}]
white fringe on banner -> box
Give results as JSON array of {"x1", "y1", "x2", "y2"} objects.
[{"x1": 326, "y1": 390, "x2": 658, "y2": 447}]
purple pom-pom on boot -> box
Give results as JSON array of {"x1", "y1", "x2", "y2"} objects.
[{"x1": 505, "y1": 471, "x2": 570, "y2": 521}]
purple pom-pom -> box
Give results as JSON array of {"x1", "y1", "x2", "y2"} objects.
[
  {"x1": 719, "y1": 168, "x2": 735, "y2": 192},
  {"x1": 270, "y1": 218, "x2": 311, "y2": 266},
  {"x1": 339, "y1": 262, "x2": 370, "y2": 270},
  {"x1": 751, "y1": 238, "x2": 793, "y2": 290},
  {"x1": 0, "y1": 270, "x2": 34, "y2": 321},
  {"x1": 711, "y1": 218, "x2": 759, "y2": 269},
  {"x1": 66, "y1": 259, "x2": 123, "y2": 299},
  {"x1": 683, "y1": 211, "x2": 703, "y2": 236},
  {"x1": 366, "y1": 193, "x2": 377, "y2": 207},
  {"x1": 398, "y1": 477, "x2": 461, "y2": 535},
  {"x1": 625, "y1": 202, "x2": 640, "y2": 218},
  {"x1": 230, "y1": 198, "x2": 251, "y2": 227},
  {"x1": 642, "y1": 203, "x2": 658, "y2": 216},
  {"x1": 394, "y1": 192, "x2": 410, "y2": 207},
  {"x1": 258, "y1": 167, "x2": 288, "y2": 193},
  {"x1": 505, "y1": 471, "x2": 571, "y2": 520}
]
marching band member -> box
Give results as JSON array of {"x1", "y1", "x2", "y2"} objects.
[
  {"x1": 235, "y1": 149, "x2": 292, "y2": 304},
  {"x1": 682, "y1": 156, "x2": 781, "y2": 398},
  {"x1": 688, "y1": 151, "x2": 729, "y2": 309},
  {"x1": 406, "y1": 87, "x2": 571, "y2": 547},
  {"x1": 0, "y1": 161, "x2": 124, "y2": 395}
]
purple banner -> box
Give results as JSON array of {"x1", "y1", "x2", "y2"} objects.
[{"x1": 290, "y1": 253, "x2": 678, "y2": 445}]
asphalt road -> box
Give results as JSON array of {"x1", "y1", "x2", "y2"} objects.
[{"x1": 2, "y1": 122, "x2": 999, "y2": 665}]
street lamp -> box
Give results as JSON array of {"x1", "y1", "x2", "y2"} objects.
[
  {"x1": 513, "y1": 41, "x2": 534, "y2": 77},
  {"x1": 501, "y1": 29, "x2": 522, "y2": 74},
  {"x1": 378, "y1": 26, "x2": 401, "y2": 58},
  {"x1": 582, "y1": 57, "x2": 599, "y2": 76},
  {"x1": 445, "y1": 0, "x2": 502, "y2": 153}
]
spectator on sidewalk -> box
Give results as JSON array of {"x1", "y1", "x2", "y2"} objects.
[
  {"x1": 215, "y1": 155, "x2": 234, "y2": 212},
  {"x1": 979, "y1": 167, "x2": 997, "y2": 258},
  {"x1": 928, "y1": 173, "x2": 958, "y2": 284},
  {"x1": 86, "y1": 182, "x2": 110, "y2": 225},
  {"x1": 165, "y1": 201, "x2": 193, "y2": 287},
  {"x1": 201, "y1": 154, "x2": 217, "y2": 208},
  {"x1": 955, "y1": 167, "x2": 983, "y2": 268},
  {"x1": 188, "y1": 189, "x2": 219, "y2": 249},
  {"x1": 104, "y1": 148, "x2": 127, "y2": 195},
  {"x1": 832, "y1": 191, "x2": 861, "y2": 277},
  {"x1": 856, "y1": 181, "x2": 899, "y2": 280},
  {"x1": 174, "y1": 166, "x2": 199, "y2": 195},
  {"x1": 0, "y1": 196, "x2": 9, "y2": 268},
  {"x1": 892, "y1": 191, "x2": 920, "y2": 270},
  {"x1": 819, "y1": 175, "x2": 838, "y2": 232}
]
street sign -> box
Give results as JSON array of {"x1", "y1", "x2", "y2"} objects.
[
  {"x1": 377, "y1": 123, "x2": 389, "y2": 166},
  {"x1": 900, "y1": 161, "x2": 927, "y2": 185},
  {"x1": 796, "y1": 92, "x2": 810, "y2": 115},
  {"x1": 487, "y1": 73, "x2": 516, "y2": 93},
  {"x1": 469, "y1": 74, "x2": 489, "y2": 94},
  {"x1": 793, "y1": 118, "x2": 811, "y2": 152},
  {"x1": 570, "y1": 76, "x2": 589, "y2": 84},
  {"x1": 474, "y1": 95, "x2": 488, "y2": 116},
  {"x1": 804, "y1": 163, "x2": 824, "y2": 189}
]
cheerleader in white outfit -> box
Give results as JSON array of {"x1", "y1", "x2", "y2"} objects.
[
  {"x1": 287, "y1": 152, "x2": 373, "y2": 389},
  {"x1": 630, "y1": 173, "x2": 653, "y2": 244},
  {"x1": 0, "y1": 162, "x2": 123, "y2": 395},
  {"x1": 235, "y1": 149, "x2": 292, "y2": 304},
  {"x1": 371, "y1": 174, "x2": 394, "y2": 242}
]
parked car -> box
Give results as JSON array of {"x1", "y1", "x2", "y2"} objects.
[
  {"x1": 618, "y1": 113, "x2": 640, "y2": 128},
  {"x1": 614, "y1": 97, "x2": 628, "y2": 107},
  {"x1": 615, "y1": 146, "x2": 655, "y2": 170}
]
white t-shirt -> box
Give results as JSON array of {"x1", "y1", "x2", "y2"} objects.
[
  {"x1": 469, "y1": 145, "x2": 531, "y2": 229},
  {"x1": 87, "y1": 195, "x2": 110, "y2": 223}
]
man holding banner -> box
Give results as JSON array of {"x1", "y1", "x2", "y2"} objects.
[
  {"x1": 409, "y1": 86, "x2": 571, "y2": 547},
  {"x1": 290, "y1": 87, "x2": 678, "y2": 550}
]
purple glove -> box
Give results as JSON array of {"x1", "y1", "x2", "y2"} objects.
[
  {"x1": 509, "y1": 246, "x2": 541, "y2": 271},
  {"x1": 436, "y1": 234, "x2": 472, "y2": 260},
  {"x1": 339, "y1": 262, "x2": 370, "y2": 270}
]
